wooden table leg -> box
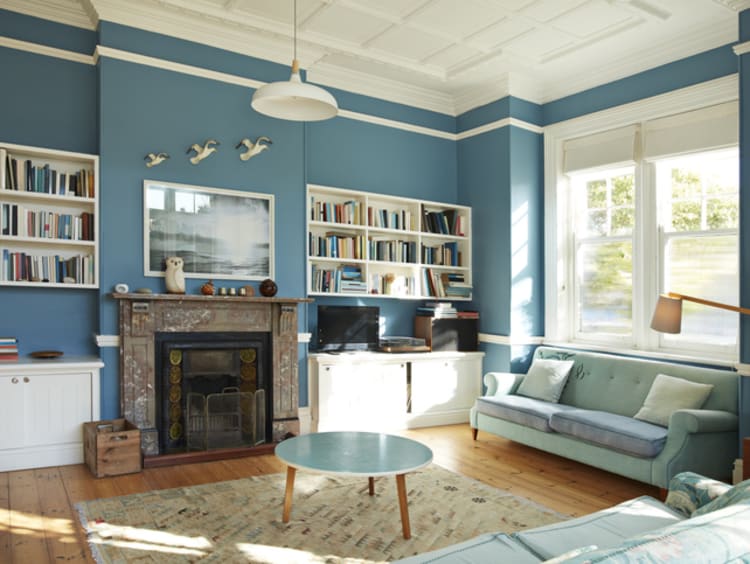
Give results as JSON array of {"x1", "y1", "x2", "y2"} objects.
[
  {"x1": 368, "y1": 477, "x2": 375, "y2": 496},
  {"x1": 282, "y1": 466, "x2": 296, "y2": 523},
  {"x1": 396, "y1": 473, "x2": 411, "y2": 539}
]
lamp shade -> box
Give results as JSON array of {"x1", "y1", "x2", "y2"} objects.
[
  {"x1": 251, "y1": 60, "x2": 338, "y2": 122},
  {"x1": 650, "y1": 294, "x2": 682, "y2": 333}
]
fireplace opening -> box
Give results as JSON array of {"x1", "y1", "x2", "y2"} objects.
[{"x1": 154, "y1": 331, "x2": 272, "y2": 454}]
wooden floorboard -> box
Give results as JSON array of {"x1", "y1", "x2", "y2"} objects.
[{"x1": 2, "y1": 424, "x2": 659, "y2": 563}]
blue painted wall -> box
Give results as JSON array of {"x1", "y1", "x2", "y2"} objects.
[{"x1": 1, "y1": 9, "x2": 747, "y2": 438}]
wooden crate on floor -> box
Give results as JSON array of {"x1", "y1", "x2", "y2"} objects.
[{"x1": 83, "y1": 418, "x2": 142, "y2": 478}]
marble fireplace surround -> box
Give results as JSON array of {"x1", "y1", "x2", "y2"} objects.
[{"x1": 114, "y1": 294, "x2": 310, "y2": 459}]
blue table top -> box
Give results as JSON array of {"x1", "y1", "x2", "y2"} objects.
[{"x1": 275, "y1": 431, "x2": 433, "y2": 477}]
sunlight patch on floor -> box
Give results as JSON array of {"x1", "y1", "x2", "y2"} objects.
[
  {"x1": 90, "y1": 522, "x2": 212, "y2": 556},
  {"x1": 236, "y1": 542, "x2": 375, "y2": 564},
  {"x1": 3, "y1": 508, "x2": 76, "y2": 540}
]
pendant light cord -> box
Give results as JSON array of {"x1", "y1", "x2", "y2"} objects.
[{"x1": 293, "y1": 0, "x2": 297, "y2": 61}]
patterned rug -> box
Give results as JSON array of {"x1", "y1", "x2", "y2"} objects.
[{"x1": 76, "y1": 464, "x2": 567, "y2": 563}]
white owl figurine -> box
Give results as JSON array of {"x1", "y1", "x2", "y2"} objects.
[{"x1": 164, "y1": 256, "x2": 185, "y2": 294}]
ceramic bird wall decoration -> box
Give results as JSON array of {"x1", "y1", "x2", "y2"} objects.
[
  {"x1": 144, "y1": 152, "x2": 169, "y2": 167},
  {"x1": 186, "y1": 139, "x2": 219, "y2": 164},
  {"x1": 235, "y1": 136, "x2": 272, "y2": 161}
]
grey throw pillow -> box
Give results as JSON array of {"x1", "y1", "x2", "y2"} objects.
[
  {"x1": 634, "y1": 373, "x2": 713, "y2": 427},
  {"x1": 516, "y1": 359, "x2": 574, "y2": 403}
]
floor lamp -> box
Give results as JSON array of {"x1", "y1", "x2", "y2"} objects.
[{"x1": 650, "y1": 292, "x2": 750, "y2": 334}]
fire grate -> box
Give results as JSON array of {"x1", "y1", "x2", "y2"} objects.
[{"x1": 186, "y1": 387, "x2": 266, "y2": 450}]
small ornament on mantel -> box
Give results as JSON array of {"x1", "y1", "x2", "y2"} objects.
[
  {"x1": 200, "y1": 280, "x2": 215, "y2": 296},
  {"x1": 259, "y1": 278, "x2": 278, "y2": 297},
  {"x1": 164, "y1": 256, "x2": 186, "y2": 294}
]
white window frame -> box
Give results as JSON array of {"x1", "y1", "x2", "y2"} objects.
[{"x1": 544, "y1": 75, "x2": 739, "y2": 363}]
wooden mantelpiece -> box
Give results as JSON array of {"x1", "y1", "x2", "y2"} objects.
[{"x1": 114, "y1": 293, "x2": 311, "y2": 456}]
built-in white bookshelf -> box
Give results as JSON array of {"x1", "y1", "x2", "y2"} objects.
[
  {"x1": 0, "y1": 142, "x2": 98, "y2": 288},
  {"x1": 307, "y1": 184, "x2": 472, "y2": 300}
]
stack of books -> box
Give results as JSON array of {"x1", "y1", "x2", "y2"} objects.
[
  {"x1": 416, "y1": 302, "x2": 457, "y2": 318},
  {"x1": 0, "y1": 337, "x2": 19, "y2": 361}
]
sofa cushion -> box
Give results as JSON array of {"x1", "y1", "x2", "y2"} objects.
[
  {"x1": 664, "y1": 471, "x2": 732, "y2": 517},
  {"x1": 633, "y1": 373, "x2": 713, "y2": 427},
  {"x1": 555, "y1": 500, "x2": 750, "y2": 563},
  {"x1": 549, "y1": 409, "x2": 668, "y2": 458},
  {"x1": 392, "y1": 532, "x2": 542, "y2": 563},
  {"x1": 512, "y1": 496, "x2": 684, "y2": 560},
  {"x1": 516, "y1": 359, "x2": 574, "y2": 403},
  {"x1": 475, "y1": 396, "x2": 577, "y2": 433},
  {"x1": 692, "y1": 477, "x2": 750, "y2": 517}
]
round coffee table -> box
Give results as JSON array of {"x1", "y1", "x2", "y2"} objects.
[{"x1": 275, "y1": 431, "x2": 433, "y2": 539}]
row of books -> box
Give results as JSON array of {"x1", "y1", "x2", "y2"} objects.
[
  {"x1": 368, "y1": 207, "x2": 416, "y2": 231},
  {"x1": 422, "y1": 241, "x2": 461, "y2": 267},
  {"x1": 1, "y1": 250, "x2": 95, "y2": 284},
  {"x1": 1, "y1": 149, "x2": 95, "y2": 198},
  {"x1": 1, "y1": 204, "x2": 94, "y2": 241},
  {"x1": 370, "y1": 239, "x2": 418, "y2": 263},
  {"x1": 422, "y1": 206, "x2": 466, "y2": 236},
  {"x1": 308, "y1": 232, "x2": 366, "y2": 259},
  {"x1": 0, "y1": 336, "x2": 18, "y2": 361},
  {"x1": 370, "y1": 273, "x2": 417, "y2": 297},
  {"x1": 422, "y1": 268, "x2": 473, "y2": 298},
  {"x1": 310, "y1": 265, "x2": 368, "y2": 294},
  {"x1": 310, "y1": 198, "x2": 365, "y2": 225}
]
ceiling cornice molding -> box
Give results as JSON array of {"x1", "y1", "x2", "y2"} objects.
[
  {"x1": 0, "y1": 0, "x2": 96, "y2": 29},
  {"x1": 309, "y1": 64, "x2": 456, "y2": 116},
  {"x1": 712, "y1": 0, "x2": 750, "y2": 10},
  {"x1": 536, "y1": 19, "x2": 738, "y2": 104}
]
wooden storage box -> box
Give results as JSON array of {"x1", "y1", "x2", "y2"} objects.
[{"x1": 83, "y1": 418, "x2": 142, "y2": 478}]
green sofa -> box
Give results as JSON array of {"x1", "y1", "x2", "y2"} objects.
[
  {"x1": 470, "y1": 346, "x2": 738, "y2": 488},
  {"x1": 393, "y1": 472, "x2": 750, "y2": 563}
]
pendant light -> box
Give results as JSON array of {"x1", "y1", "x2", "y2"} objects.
[{"x1": 251, "y1": 0, "x2": 338, "y2": 121}]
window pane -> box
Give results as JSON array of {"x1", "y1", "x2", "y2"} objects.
[
  {"x1": 661, "y1": 151, "x2": 738, "y2": 232},
  {"x1": 663, "y1": 235, "x2": 738, "y2": 346},
  {"x1": 574, "y1": 169, "x2": 635, "y2": 238},
  {"x1": 578, "y1": 241, "x2": 632, "y2": 335}
]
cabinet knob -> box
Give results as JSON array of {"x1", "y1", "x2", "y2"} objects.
[
  {"x1": 23, "y1": 377, "x2": 30, "y2": 383},
  {"x1": 11, "y1": 377, "x2": 18, "y2": 384}
]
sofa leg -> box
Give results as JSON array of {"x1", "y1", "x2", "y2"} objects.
[
  {"x1": 471, "y1": 427, "x2": 478, "y2": 440},
  {"x1": 659, "y1": 487, "x2": 667, "y2": 501}
]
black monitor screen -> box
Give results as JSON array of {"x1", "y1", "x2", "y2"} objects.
[{"x1": 316, "y1": 305, "x2": 380, "y2": 351}]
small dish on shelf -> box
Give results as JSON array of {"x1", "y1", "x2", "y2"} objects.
[{"x1": 30, "y1": 350, "x2": 64, "y2": 359}]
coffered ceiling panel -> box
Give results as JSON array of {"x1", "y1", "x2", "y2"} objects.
[{"x1": 2, "y1": 0, "x2": 747, "y2": 115}]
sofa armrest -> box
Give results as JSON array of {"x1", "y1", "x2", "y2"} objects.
[
  {"x1": 669, "y1": 409, "x2": 738, "y2": 434},
  {"x1": 483, "y1": 372, "x2": 523, "y2": 397},
  {"x1": 664, "y1": 471, "x2": 731, "y2": 516}
]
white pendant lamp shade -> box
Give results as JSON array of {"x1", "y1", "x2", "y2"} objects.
[{"x1": 252, "y1": 59, "x2": 338, "y2": 122}]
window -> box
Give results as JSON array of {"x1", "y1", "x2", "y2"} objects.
[{"x1": 546, "y1": 93, "x2": 739, "y2": 361}]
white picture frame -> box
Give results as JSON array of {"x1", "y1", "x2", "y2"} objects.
[{"x1": 144, "y1": 180, "x2": 274, "y2": 281}]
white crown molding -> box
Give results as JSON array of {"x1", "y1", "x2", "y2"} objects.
[
  {"x1": 713, "y1": 0, "x2": 750, "y2": 10},
  {"x1": 537, "y1": 19, "x2": 738, "y2": 104},
  {"x1": 0, "y1": 35, "x2": 94, "y2": 64},
  {"x1": 309, "y1": 63, "x2": 456, "y2": 116},
  {"x1": 0, "y1": 0, "x2": 96, "y2": 29}
]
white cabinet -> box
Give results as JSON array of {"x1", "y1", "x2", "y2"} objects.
[
  {"x1": 0, "y1": 142, "x2": 99, "y2": 288},
  {"x1": 307, "y1": 184, "x2": 472, "y2": 300},
  {"x1": 0, "y1": 357, "x2": 102, "y2": 471},
  {"x1": 309, "y1": 351, "x2": 483, "y2": 432}
]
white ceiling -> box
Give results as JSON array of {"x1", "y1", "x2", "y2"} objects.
[{"x1": 3, "y1": 0, "x2": 748, "y2": 115}]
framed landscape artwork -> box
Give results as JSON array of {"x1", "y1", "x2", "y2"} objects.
[{"x1": 144, "y1": 180, "x2": 274, "y2": 280}]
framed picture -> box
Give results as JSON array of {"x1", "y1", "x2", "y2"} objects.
[{"x1": 144, "y1": 180, "x2": 274, "y2": 280}]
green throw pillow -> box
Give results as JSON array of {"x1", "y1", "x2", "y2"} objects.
[
  {"x1": 516, "y1": 359, "x2": 574, "y2": 403},
  {"x1": 634, "y1": 373, "x2": 713, "y2": 427}
]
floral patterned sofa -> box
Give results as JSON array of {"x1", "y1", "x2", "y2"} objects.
[{"x1": 393, "y1": 472, "x2": 750, "y2": 563}]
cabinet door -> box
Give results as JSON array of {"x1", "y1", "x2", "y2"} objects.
[
  {"x1": 0, "y1": 376, "x2": 26, "y2": 449},
  {"x1": 410, "y1": 357, "x2": 481, "y2": 414},
  {"x1": 23, "y1": 372, "x2": 93, "y2": 447},
  {"x1": 317, "y1": 361, "x2": 407, "y2": 431}
]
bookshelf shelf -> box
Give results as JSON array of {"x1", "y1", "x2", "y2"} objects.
[
  {"x1": 307, "y1": 184, "x2": 472, "y2": 300},
  {"x1": 0, "y1": 142, "x2": 99, "y2": 288}
]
